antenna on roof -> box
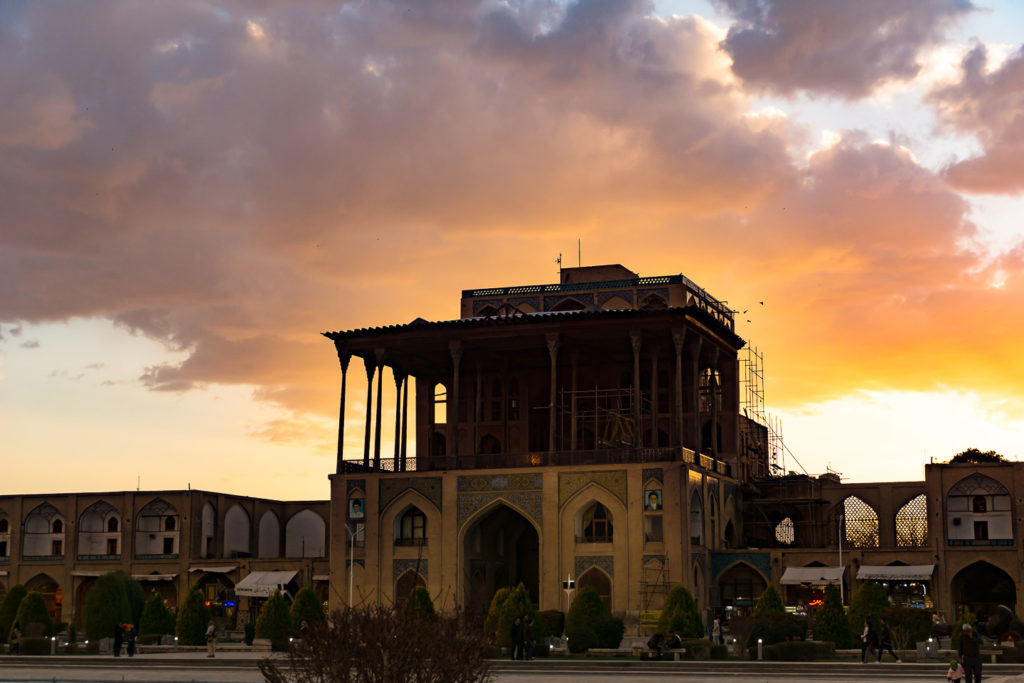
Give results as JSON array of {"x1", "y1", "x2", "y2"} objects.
[
  {"x1": 578, "y1": 238, "x2": 581, "y2": 267},
  {"x1": 556, "y1": 253, "x2": 562, "y2": 278}
]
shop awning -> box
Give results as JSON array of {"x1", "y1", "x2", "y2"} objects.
[
  {"x1": 133, "y1": 573, "x2": 178, "y2": 581},
  {"x1": 313, "y1": 574, "x2": 330, "y2": 582},
  {"x1": 71, "y1": 570, "x2": 103, "y2": 577},
  {"x1": 0, "y1": 570, "x2": 8, "y2": 577},
  {"x1": 235, "y1": 570, "x2": 298, "y2": 597},
  {"x1": 780, "y1": 566, "x2": 845, "y2": 585},
  {"x1": 857, "y1": 565, "x2": 935, "y2": 581},
  {"x1": 188, "y1": 566, "x2": 237, "y2": 574}
]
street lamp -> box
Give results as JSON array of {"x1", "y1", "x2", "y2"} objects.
[
  {"x1": 838, "y1": 514, "x2": 844, "y2": 604},
  {"x1": 345, "y1": 522, "x2": 357, "y2": 606}
]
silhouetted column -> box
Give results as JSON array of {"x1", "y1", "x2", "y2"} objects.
[
  {"x1": 710, "y1": 346, "x2": 720, "y2": 458},
  {"x1": 362, "y1": 357, "x2": 376, "y2": 467},
  {"x1": 474, "y1": 361, "x2": 482, "y2": 457},
  {"x1": 688, "y1": 338, "x2": 702, "y2": 450},
  {"x1": 373, "y1": 348, "x2": 385, "y2": 469},
  {"x1": 650, "y1": 344, "x2": 660, "y2": 448},
  {"x1": 546, "y1": 333, "x2": 560, "y2": 452},
  {"x1": 630, "y1": 331, "x2": 642, "y2": 449},
  {"x1": 393, "y1": 370, "x2": 405, "y2": 468},
  {"x1": 333, "y1": 341, "x2": 351, "y2": 474},
  {"x1": 449, "y1": 340, "x2": 462, "y2": 459},
  {"x1": 570, "y1": 351, "x2": 579, "y2": 451},
  {"x1": 673, "y1": 329, "x2": 686, "y2": 451},
  {"x1": 400, "y1": 375, "x2": 409, "y2": 470}
]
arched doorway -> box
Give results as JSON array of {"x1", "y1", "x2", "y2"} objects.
[
  {"x1": 717, "y1": 562, "x2": 767, "y2": 615},
  {"x1": 25, "y1": 574, "x2": 62, "y2": 623},
  {"x1": 462, "y1": 504, "x2": 539, "y2": 615},
  {"x1": 395, "y1": 569, "x2": 425, "y2": 608},
  {"x1": 578, "y1": 567, "x2": 612, "y2": 612},
  {"x1": 953, "y1": 561, "x2": 1016, "y2": 616}
]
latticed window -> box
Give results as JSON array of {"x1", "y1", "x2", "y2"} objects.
[
  {"x1": 775, "y1": 517, "x2": 795, "y2": 545},
  {"x1": 843, "y1": 496, "x2": 879, "y2": 548},
  {"x1": 698, "y1": 369, "x2": 721, "y2": 414},
  {"x1": 896, "y1": 494, "x2": 928, "y2": 547}
]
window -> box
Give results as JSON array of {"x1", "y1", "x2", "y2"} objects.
[
  {"x1": 644, "y1": 514, "x2": 663, "y2": 542},
  {"x1": 52, "y1": 520, "x2": 63, "y2": 534},
  {"x1": 397, "y1": 508, "x2": 426, "y2": 545},
  {"x1": 164, "y1": 517, "x2": 176, "y2": 531},
  {"x1": 107, "y1": 538, "x2": 118, "y2": 555},
  {"x1": 107, "y1": 517, "x2": 119, "y2": 532},
  {"x1": 581, "y1": 503, "x2": 613, "y2": 542},
  {"x1": 508, "y1": 380, "x2": 520, "y2": 420},
  {"x1": 163, "y1": 537, "x2": 175, "y2": 554},
  {"x1": 973, "y1": 496, "x2": 987, "y2": 513},
  {"x1": 896, "y1": 495, "x2": 927, "y2": 547},
  {"x1": 0, "y1": 540, "x2": 6, "y2": 556},
  {"x1": 974, "y1": 521, "x2": 989, "y2": 540},
  {"x1": 842, "y1": 496, "x2": 879, "y2": 548},
  {"x1": 51, "y1": 539, "x2": 63, "y2": 555},
  {"x1": 775, "y1": 517, "x2": 795, "y2": 545},
  {"x1": 0, "y1": 519, "x2": 8, "y2": 533}
]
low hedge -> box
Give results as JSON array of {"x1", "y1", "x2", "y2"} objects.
[
  {"x1": 20, "y1": 637, "x2": 52, "y2": 655},
  {"x1": 538, "y1": 610, "x2": 564, "y2": 638},
  {"x1": 136, "y1": 633, "x2": 162, "y2": 646},
  {"x1": 750, "y1": 613, "x2": 808, "y2": 646},
  {"x1": 592, "y1": 615, "x2": 624, "y2": 649},
  {"x1": 566, "y1": 626, "x2": 598, "y2": 653},
  {"x1": 755, "y1": 640, "x2": 834, "y2": 661}
]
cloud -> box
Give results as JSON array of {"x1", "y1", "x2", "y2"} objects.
[
  {"x1": 713, "y1": 0, "x2": 975, "y2": 97},
  {"x1": 931, "y1": 43, "x2": 1024, "y2": 193}
]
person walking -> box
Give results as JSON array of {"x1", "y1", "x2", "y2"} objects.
[
  {"x1": 860, "y1": 619, "x2": 877, "y2": 663},
  {"x1": 9, "y1": 622, "x2": 21, "y2": 655},
  {"x1": 959, "y1": 622, "x2": 983, "y2": 683},
  {"x1": 876, "y1": 616, "x2": 901, "y2": 662},
  {"x1": 205, "y1": 621, "x2": 217, "y2": 658},
  {"x1": 711, "y1": 618, "x2": 722, "y2": 645}
]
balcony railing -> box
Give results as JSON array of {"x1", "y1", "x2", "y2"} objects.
[
  {"x1": 394, "y1": 538, "x2": 427, "y2": 547},
  {"x1": 948, "y1": 539, "x2": 1013, "y2": 547},
  {"x1": 77, "y1": 554, "x2": 121, "y2": 561},
  {"x1": 340, "y1": 446, "x2": 730, "y2": 475},
  {"x1": 23, "y1": 555, "x2": 63, "y2": 562},
  {"x1": 135, "y1": 553, "x2": 179, "y2": 560}
]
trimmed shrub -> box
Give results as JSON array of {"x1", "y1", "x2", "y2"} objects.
[
  {"x1": 291, "y1": 586, "x2": 327, "y2": 626},
  {"x1": 538, "y1": 610, "x2": 564, "y2": 639},
  {"x1": 83, "y1": 572, "x2": 130, "y2": 641},
  {"x1": 880, "y1": 606, "x2": 932, "y2": 646},
  {"x1": 175, "y1": 587, "x2": 210, "y2": 646},
  {"x1": 657, "y1": 585, "x2": 703, "y2": 638},
  {"x1": 951, "y1": 608, "x2": 977, "y2": 651},
  {"x1": 750, "y1": 613, "x2": 807, "y2": 646},
  {"x1": 136, "y1": 633, "x2": 162, "y2": 645},
  {"x1": 813, "y1": 583, "x2": 852, "y2": 647},
  {"x1": 139, "y1": 593, "x2": 175, "y2": 636},
  {"x1": 592, "y1": 614, "x2": 625, "y2": 649},
  {"x1": 15, "y1": 591, "x2": 55, "y2": 638},
  {"x1": 566, "y1": 625, "x2": 598, "y2": 653},
  {"x1": 124, "y1": 576, "x2": 146, "y2": 626},
  {"x1": 401, "y1": 586, "x2": 436, "y2": 622},
  {"x1": 0, "y1": 584, "x2": 27, "y2": 642},
  {"x1": 483, "y1": 587, "x2": 511, "y2": 643},
  {"x1": 20, "y1": 636, "x2": 51, "y2": 655},
  {"x1": 846, "y1": 581, "x2": 890, "y2": 642},
  {"x1": 565, "y1": 586, "x2": 607, "y2": 634},
  {"x1": 763, "y1": 640, "x2": 835, "y2": 661},
  {"x1": 495, "y1": 584, "x2": 540, "y2": 648},
  {"x1": 753, "y1": 585, "x2": 785, "y2": 616},
  {"x1": 256, "y1": 590, "x2": 292, "y2": 652}
]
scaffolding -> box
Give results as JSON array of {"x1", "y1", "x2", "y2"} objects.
[
  {"x1": 556, "y1": 387, "x2": 649, "y2": 451},
  {"x1": 640, "y1": 556, "x2": 671, "y2": 620},
  {"x1": 739, "y1": 347, "x2": 786, "y2": 475}
]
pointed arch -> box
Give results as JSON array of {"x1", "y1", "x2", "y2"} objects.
[
  {"x1": 224, "y1": 504, "x2": 251, "y2": 557},
  {"x1": 602, "y1": 295, "x2": 632, "y2": 310},
  {"x1": 577, "y1": 501, "x2": 614, "y2": 543},
  {"x1": 258, "y1": 510, "x2": 281, "y2": 559},
  {"x1": 689, "y1": 490, "x2": 703, "y2": 545},
  {"x1": 394, "y1": 504, "x2": 427, "y2": 546},
  {"x1": 840, "y1": 495, "x2": 879, "y2": 548},
  {"x1": 78, "y1": 500, "x2": 121, "y2": 558},
  {"x1": 135, "y1": 498, "x2": 179, "y2": 556},
  {"x1": 25, "y1": 572, "x2": 62, "y2": 623},
  {"x1": 550, "y1": 297, "x2": 586, "y2": 312},
  {"x1": 895, "y1": 494, "x2": 927, "y2": 547},
  {"x1": 24, "y1": 503, "x2": 64, "y2": 557},
  {"x1": 947, "y1": 473, "x2": 1013, "y2": 544},
  {"x1": 639, "y1": 293, "x2": 667, "y2": 310},
  {"x1": 201, "y1": 502, "x2": 216, "y2": 558},
  {"x1": 578, "y1": 566, "x2": 613, "y2": 612},
  {"x1": 285, "y1": 509, "x2": 326, "y2": 558},
  {"x1": 394, "y1": 569, "x2": 426, "y2": 608},
  {"x1": 717, "y1": 561, "x2": 767, "y2": 611}
]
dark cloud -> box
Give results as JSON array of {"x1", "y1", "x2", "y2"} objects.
[
  {"x1": 931, "y1": 43, "x2": 1024, "y2": 193},
  {"x1": 713, "y1": 0, "x2": 974, "y2": 97}
]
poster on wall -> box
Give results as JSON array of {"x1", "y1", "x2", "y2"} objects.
[
  {"x1": 349, "y1": 498, "x2": 365, "y2": 519},
  {"x1": 645, "y1": 489, "x2": 662, "y2": 511}
]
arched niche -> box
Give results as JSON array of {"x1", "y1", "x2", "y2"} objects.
[
  {"x1": 285, "y1": 509, "x2": 326, "y2": 558},
  {"x1": 224, "y1": 504, "x2": 251, "y2": 558},
  {"x1": 258, "y1": 511, "x2": 281, "y2": 559}
]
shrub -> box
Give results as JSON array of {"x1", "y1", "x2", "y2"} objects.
[
  {"x1": 495, "y1": 584, "x2": 540, "y2": 648},
  {"x1": 591, "y1": 614, "x2": 624, "y2": 649},
  {"x1": 291, "y1": 586, "x2": 327, "y2": 627},
  {"x1": 259, "y1": 605, "x2": 493, "y2": 683},
  {"x1": 20, "y1": 636, "x2": 51, "y2": 655},
  {"x1": 813, "y1": 583, "x2": 852, "y2": 647},
  {"x1": 880, "y1": 607, "x2": 932, "y2": 646},
  {"x1": 136, "y1": 633, "x2": 162, "y2": 645},
  {"x1": 538, "y1": 609, "x2": 564, "y2": 638},
  {"x1": 566, "y1": 625, "x2": 598, "y2": 653},
  {"x1": 0, "y1": 584, "x2": 27, "y2": 642},
  {"x1": 83, "y1": 572, "x2": 130, "y2": 641},
  {"x1": 753, "y1": 585, "x2": 785, "y2": 616},
  {"x1": 124, "y1": 576, "x2": 146, "y2": 627},
  {"x1": 763, "y1": 640, "x2": 834, "y2": 661},
  {"x1": 175, "y1": 587, "x2": 210, "y2": 646},
  {"x1": 565, "y1": 586, "x2": 607, "y2": 634},
  {"x1": 15, "y1": 591, "x2": 55, "y2": 638},
  {"x1": 846, "y1": 581, "x2": 890, "y2": 642},
  {"x1": 951, "y1": 608, "x2": 977, "y2": 650},
  {"x1": 657, "y1": 585, "x2": 703, "y2": 638},
  {"x1": 401, "y1": 586, "x2": 436, "y2": 622},
  {"x1": 67, "y1": 623, "x2": 76, "y2": 644},
  {"x1": 256, "y1": 590, "x2": 292, "y2": 652},
  {"x1": 483, "y1": 587, "x2": 511, "y2": 643},
  {"x1": 139, "y1": 593, "x2": 175, "y2": 636},
  {"x1": 750, "y1": 613, "x2": 807, "y2": 646}
]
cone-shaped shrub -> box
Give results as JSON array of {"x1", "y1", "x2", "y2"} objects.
[
  {"x1": 256, "y1": 590, "x2": 292, "y2": 651},
  {"x1": 846, "y1": 581, "x2": 890, "y2": 643},
  {"x1": 497, "y1": 583, "x2": 540, "y2": 648},
  {"x1": 290, "y1": 586, "x2": 326, "y2": 627},
  {"x1": 483, "y1": 587, "x2": 511, "y2": 643},
  {"x1": 813, "y1": 584, "x2": 852, "y2": 647},
  {"x1": 753, "y1": 585, "x2": 785, "y2": 616},
  {"x1": 565, "y1": 586, "x2": 607, "y2": 633},
  {"x1": 0, "y1": 584, "x2": 27, "y2": 642},
  {"x1": 139, "y1": 593, "x2": 175, "y2": 636},
  {"x1": 124, "y1": 575, "x2": 146, "y2": 626},
  {"x1": 658, "y1": 585, "x2": 703, "y2": 638},
  {"x1": 15, "y1": 591, "x2": 55, "y2": 637},
  {"x1": 402, "y1": 586, "x2": 436, "y2": 622},
  {"x1": 176, "y1": 587, "x2": 210, "y2": 646},
  {"x1": 83, "y1": 572, "x2": 130, "y2": 641}
]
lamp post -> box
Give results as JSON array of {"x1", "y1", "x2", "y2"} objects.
[
  {"x1": 838, "y1": 514, "x2": 844, "y2": 604},
  {"x1": 345, "y1": 522, "x2": 357, "y2": 606}
]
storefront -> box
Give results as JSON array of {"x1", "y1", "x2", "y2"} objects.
[
  {"x1": 780, "y1": 566, "x2": 845, "y2": 611},
  {"x1": 857, "y1": 565, "x2": 934, "y2": 608}
]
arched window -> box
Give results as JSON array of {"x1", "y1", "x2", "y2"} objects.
[
  {"x1": 433, "y1": 382, "x2": 447, "y2": 424},
  {"x1": 285, "y1": 509, "x2": 326, "y2": 558},
  {"x1": 699, "y1": 368, "x2": 721, "y2": 414},
  {"x1": 0, "y1": 519, "x2": 7, "y2": 533},
  {"x1": 639, "y1": 293, "x2": 667, "y2": 310},
  {"x1": 107, "y1": 517, "x2": 119, "y2": 532},
  {"x1": 689, "y1": 492, "x2": 703, "y2": 545},
  {"x1": 578, "y1": 567, "x2": 612, "y2": 611},
  {"x1": 550, "y1": 297, "x2": 585, "y2": 312},
  {"x1": 973, "y1": 496, "x2": 987, "y2": 513},
  {"x1": 52, "y1": 520, "x2": 63, "y2": 534},
  {"x1": 775, "y1": 517, "x2": 795, "y2": 545},
  {"x1": 224, "y1": 504, "x2": 251, "y2": 557},
  {"x1": 842, "y1": 496, "x2": 879, "y2": 548},
  {"x1": 895, "y1": 494, "x2": 927, "y2": 547},
  {"x1": 396, "y1": 507, "x2": 427, "y2": 546},
  {"x1": 258, "y1": 511, "x2": 281, "y2": 558},
  {"x1": 165, "y1": 517, "x2": 176, "y2": 531},
  {"x1": 580, "y1": 503, "x2": 613, "y2": 542}
]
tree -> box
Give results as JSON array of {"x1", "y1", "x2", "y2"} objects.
[
  {"x1": 496, "y1": 583, "x2": 540, "y2": 648},
  {"x1": 0, "y1": 584, "x2": 27, "y2": 642},
  {"x1": 401, "y1": 586, "x2": 436, "y2": 622},
  {"x1": 176, "y1": 586, "x2": 210, "y2": 646},
  {"x1": 139, "y1": 593, "x2": 176, "y2": 636},
  {"x1": 256, "y1": 590, "x2": 293, "y2": 651},
  {"x1": 812, "y1": 584, "x2": 852, "y2": 647},
  {"x1": 124, "y1": 574, "x2": 146, "y2": 626},
  {"x1": 846, "y1": 581, "x2": 890, "y2": 642},
  {"x1": 83, "y1": 572, "x2": 131, "y2": 641},
  {"x1": 291, "y1": 586, "x2": 326, "y2": 627},
  {"x1": 753, "y1": 585, "x2": 785, "y2": 616},
  {"x1": 565, "y1": 585, "x2": 607, "y2": 635},
  {"x1": 15, "y1": 591, "x2": 55, "y2": 637},
  {"x1": 951, "y1": 449, "x2": 1006, "y2": 464},
  {"x1": 483, "y1": 587, "x2": 511, "y2": 643},
  {"x1": 657, "y1": 585, "x2": 703, "y2": 638}
]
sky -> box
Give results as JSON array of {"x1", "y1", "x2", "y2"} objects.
[{"x1": 3, "y1": 0, "x2": 1024, "y2": 500}]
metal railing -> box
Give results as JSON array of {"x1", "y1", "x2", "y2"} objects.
[{"x1": 77, "y1": 554, "x2": 120, "y2": 561}]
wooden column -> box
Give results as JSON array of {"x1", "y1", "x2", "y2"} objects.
[
  {"x1": 630, "y1": 331, "x2": 642, "y2": 448},
  {"x1": 570, "y1": 351, "x2": 579, "y2": 451},
  {"x1": 546, "y1": 333, "x2": 560, "y2": 452},
  {"x1": 373, "y1": 348, "x2": 385, "y2": 469},
  {"x1": 333, "y1": 341, "x2": 351, "y2": 474},
  {"x1": 400, "y1": 376, "x2": 409, "y2": 470},
  {"x1": 393, "y1": 370, "x2": 405, "y2": 469},
  {"x1": 449, "y1": 340, "x2": 462, "y2": 459},
  {"x1": 362, "y1": 356, "x2": 375, "y2": 467},
  {"x1": 474, "y1": 360, "x2": 482, "y2": 457},
  {"x1": 710, "y1": 346, "x2": 720, "y2": 458},
  {"x1": 689, "y1": 338, "x2": 702, "y2": 450},
  {"x1": 650, "y1": 344, "x2": 660, "y2": 448},
  {"x1": 673, "y1": 329, "x2": 686, "y2": 451}
]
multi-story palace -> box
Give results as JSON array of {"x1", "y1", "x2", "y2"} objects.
[{"x1": 2, "y1": 264, "x2": 1020, "y2": 630}]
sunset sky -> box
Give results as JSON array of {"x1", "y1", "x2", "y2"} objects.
[{"x1": 3, "y1": 0, "x2": 1024, "y2": 500}]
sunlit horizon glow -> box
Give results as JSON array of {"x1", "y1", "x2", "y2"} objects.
[{"x1": 3, "y1": 0, "x2": 1024, "y2": 499}]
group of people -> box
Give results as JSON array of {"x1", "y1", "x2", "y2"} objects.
[
  {"x1": 509, "y1": 615, "x2": 535, "y2": 660},
  {"x1": 947, "y1": 623, "x2": 983, "y2": 683},
  {"x1": 112, "y1": 622, "x2": 138, "y2": 657},
  {"x1": 859, "y1": 616, "x2": 901, "y2": 663}
]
